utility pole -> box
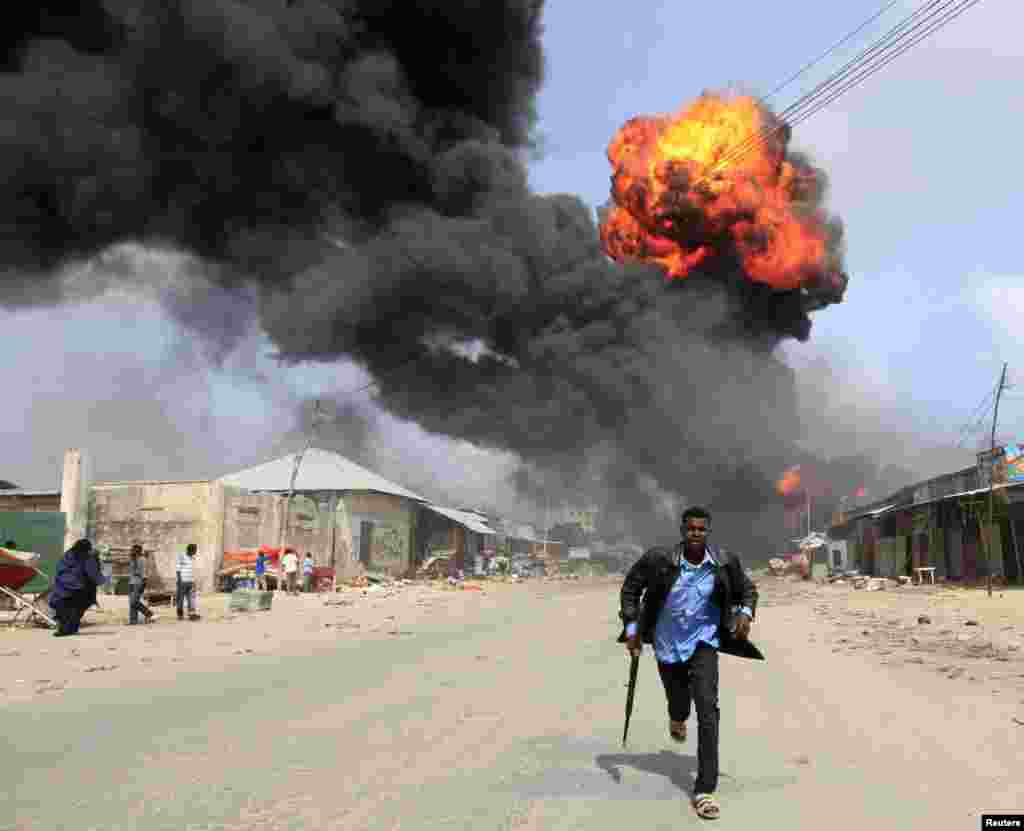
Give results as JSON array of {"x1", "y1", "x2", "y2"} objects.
[
  {"x1": 277, "y1": 399, "x2": 323, "y2": 587},
  {"x1": 543, "y1": 495, "x2": 550, "y2": 558},
  {"x1": 984, "y1": 363, "x2": 1008, "y2": 598}
]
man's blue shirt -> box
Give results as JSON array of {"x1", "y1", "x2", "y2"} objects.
[{"x1": 653, "y1": 550, "x2": 721, "y2": 664}]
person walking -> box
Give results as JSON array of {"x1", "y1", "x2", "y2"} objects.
[
  {"x1": 49, "y1": 539, "x2": 108, "y2": 637},
  {"x1": 175, "y1": 544, "x2": 201, "y2": 621},
  {"x1": 302, "y1": 552, "x2": 315, "y2": 593},
  {"x1": 618, "y1": 506, "x2": 761, "y2": 821},
  {"x1": 281, "y1": 548, "x2": 299, "y2": 595},
  {"x1": 255, "y1": 549, "x2": 268, "y2": 590},
  {"x1": 127, "y1": 544, "x2": 156, "y2": 625}
]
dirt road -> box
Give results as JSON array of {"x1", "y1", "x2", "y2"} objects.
[{"x1": 2, "y1": 578, "x2": 1021, "y2": 830}]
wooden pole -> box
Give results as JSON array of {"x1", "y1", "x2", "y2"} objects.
[
  {"x1": 276, "y1": 400, "x2": 322, "y2": 590},
  {"x1": 544, "y1": 495, "x2": 549, "y2": 557},
  {"x1": 985, "y1": 363, "x2": 1008, "y2": 597}
]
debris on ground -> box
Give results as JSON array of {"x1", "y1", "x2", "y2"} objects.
[
  {"x1": 416, "y1": 556, "x2": 452, "y2": 580},
  {"x1": 852, "y1": 577, "x2": 892, "y2": 591},
  {"x1": 343, "y1": 575, "x2": 370, "y2": 588}
]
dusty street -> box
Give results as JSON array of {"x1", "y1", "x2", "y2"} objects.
[{"x1": 2, "y1": 577, "x2": 1022, "y2": 830}]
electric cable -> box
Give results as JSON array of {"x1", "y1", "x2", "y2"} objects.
[{"x1": 702, "y1": 0, "x2": 985, "y2": 183}]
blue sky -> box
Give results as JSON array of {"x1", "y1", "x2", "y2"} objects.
[{"x1": 3, "y1": 0, "x2": 1020, "y2": 502}]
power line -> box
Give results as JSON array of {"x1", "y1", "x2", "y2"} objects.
[
  {"x1": 780, "y1": 0, "x2": 953, "y2": 124},
  {"x1": 699, "y1": 2, "x2": 942, "y2": 175},
  {"x1": 952, "y1": 379, "x2": 998, "y2": 445},
  {"x1": 962, "y1": 384, "x2": 997, "y2": 425},
  {"x1": 955, "y1": 392, "x2": 996, "y2": 448},
  {"x1": 710, "y1": 0, "x2": 966, "y2": 171},
  {"x1": 953, "y1": 371, "x2": 1013, "y2": 449},
  {"x1": 761, "y1": 0, "x2": 902, "y2": 103},
  {"x1": 703, "y1": 0, "x2": 985, "y2": 183},
  {"x1": 787, "y1": 0, "x2": 983, "y2": 132}
]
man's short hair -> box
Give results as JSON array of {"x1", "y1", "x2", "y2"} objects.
[
  {"x1": 186, "y1": 543, "x2": 197, "y2": 554},
  {"x1": 681, "y1": 506, "x2": 712, "y2": 527}
]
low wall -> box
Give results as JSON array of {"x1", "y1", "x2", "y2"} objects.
[{"x1": 89, "y1": 481, "x2": 227, "y2": 592}]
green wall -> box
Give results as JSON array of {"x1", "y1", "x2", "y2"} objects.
[{"x1": 0, "y1": 512, "x2": 66, "y2": 593}]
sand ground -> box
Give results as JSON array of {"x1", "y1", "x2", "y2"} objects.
[{"x1": 2, "y1": 575, "x2": 1022, "y2": 830}]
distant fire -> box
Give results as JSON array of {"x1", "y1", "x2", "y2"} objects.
[
  {"x1": 776, "y1": 465, "x2": 803, "y2": 498},
  {"x1": 600, "y1": 93, "x2": 845, "y2": 294}
]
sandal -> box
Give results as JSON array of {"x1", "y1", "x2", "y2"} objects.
[
  {"x1": 669, "y1": 720, "x2": 687, "y2": 742},
  {"x1": 694, "y1": 793, "x2": 720, "y2": 820}
]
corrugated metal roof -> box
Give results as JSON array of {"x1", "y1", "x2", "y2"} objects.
[
  {"x1": 425, "y1": 504, "x2": 495, "y2": 535},
  {"x1": 218, "y1": 448, "x2": 427, "y2": 502},
  {"x1": 909, "y1": 480, "x2": 1022, "y2": 508},
  {"x1": 844, "y1": 482, "x2": 1024, "y2": 522},
  {"x1": 0, "y1": 489, "x2": 61, "y2": 497}
]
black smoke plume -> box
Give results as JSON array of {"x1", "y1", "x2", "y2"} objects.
[{"x1": 2, "y1": 1, "x2": 851, "y2": 555}]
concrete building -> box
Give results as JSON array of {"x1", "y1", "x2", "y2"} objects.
[
  {"x1": 218, "y1": 448, "x2": 431, "y2": 581},
  {"x1": 418, "y1": 505, "x2": 496, "y2": 574},
  {"x1": 85, "y1": 448, "x2": 445, "y2": 590},
  {"x1": 0, "y1": 490, "x2": 61, "y2": 513},
  {"x1": 89, "y1": 479, "x2": 238, "y2": 593}
]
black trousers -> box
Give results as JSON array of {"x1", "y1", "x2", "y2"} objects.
[
  {"x1": 129, "y1": 584, "x2": 152, "y2": 624},
  {"x1": 53, "y1": 598, "x2": 87, "y2": 635},
  {"x1": 176, "y1": 581, "x2": 196, "y2": 616},
  {"x1": 657, "y1": 643, "x2": 720, "y2": 794}
]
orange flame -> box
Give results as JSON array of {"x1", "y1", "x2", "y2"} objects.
[
  {"x1": 600, "y1": 93, "x2": 836, "y2": 290},
  {"x1": 776, "y1": 465, "x2": 803, "y2": 497}
]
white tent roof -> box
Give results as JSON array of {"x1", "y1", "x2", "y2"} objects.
[
  {"x1": 218, "y1": 448, "x2": 427, "y2": 502},
  {"x1": 425, "y1": 504, "x2": 495, "y2": 535}
]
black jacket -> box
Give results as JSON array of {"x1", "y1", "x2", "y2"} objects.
[{"x1": 617, "y1": 543, "x2": 764, "y2": 660}]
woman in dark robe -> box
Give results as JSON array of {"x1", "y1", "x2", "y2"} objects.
[{"x1": 49, "y1": 539, "x2": 107, "y2": 636}]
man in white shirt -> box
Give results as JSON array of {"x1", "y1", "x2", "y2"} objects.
[
  {"x1": 281, "y1": 548, "x2": 299, "y2": 595},
  {"x1": 175, "y1": 543, "x2": 200, "y2": 621}
]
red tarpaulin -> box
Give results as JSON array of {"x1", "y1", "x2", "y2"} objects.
[{"x1": 0, "y1": 547, "x2": 42, "y2": 593}]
